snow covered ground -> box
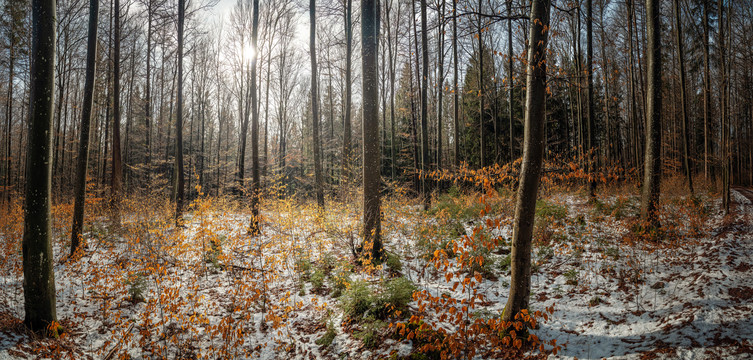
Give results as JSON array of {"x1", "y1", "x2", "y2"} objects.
[{"x1": 0, "y1": 189, "x2": 751, "y2": 359}]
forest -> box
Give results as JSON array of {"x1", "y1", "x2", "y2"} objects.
[{"x1": 1, "y1": 0, "x2": 752, "y2": 358}]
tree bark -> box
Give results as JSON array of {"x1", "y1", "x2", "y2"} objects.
[
  {"x1": 111, "y1": 0, "x2": 123, "y2": 223},
  {"x1": 719, "y1": 0, "x2": 729, "y2": 213},
  {"x1": 420, "y1": 0, "x2": 429, "y2": 208},
  {"x1": 24, "y1": 0, "x2": 58, "y2": 331},
  {"x1": 362, "y1": 0, "x2": 382, "y2": 261},
  {"x1": 477, "y1": 0, "x2": 485, "y2": 169},
  {"x1": 507, "y1": 0, "x2": 514, "y2": 163},
  {"x1": 175, "y1": 0, "x2": 185, "y2": 223},
  {"x1": 71, "y1": 0, "x2": 99, "y2": 256},
  {"x1": 436, "y1": 0, "x2": 444, "y2": 170},
  {"x1": 453, "y1": 0, "x2": 460, "y2": 168},
  {"x1": 342, "y1": 0, "x2": 353, "y2": 191},
  {"x1": 702, "y1": 0, "x2": 710, "y2": 181},
  {"x1": 249, "y1": 0, "x2": 261, "y2": 234},
  {"x1": 586, "y1": 0, "x2": 596, "y2": 198},
  {"x1": 672, "y1": 0, "x2": 693, "y2": 195},
  {"x1": 310, "y1": 0, "x2": 324, "y2": 209},
  {"x1": 640, "y1": 0, "x2": 662, "y2": 223},
  {"x1": 502, "y1": 0, "x2": 550, "y2": 322}
]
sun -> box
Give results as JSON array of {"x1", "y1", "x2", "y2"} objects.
[{"x1": 242, "y1": 42, "x2": 256, "y2": 62}]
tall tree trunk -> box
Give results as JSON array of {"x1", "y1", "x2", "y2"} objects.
[
  {"x1": 420, "y1": 0, "x2": 429, "y2": 208},
  {"x1": 599, "y1": 0, "x2": 611, "y2": 166},
  {"x1": 387, "y1": 0, "x2": 397, "y2": 179},
  {"x1": 586, "y1": 0, "x2": 596, "y2": 198},
  {"x1": 249, "y1": 0, "x2": 261, "y2": 234},
  {"x1": 24, "y1": 0, "x2": 58, "y2": 332},
  {"x1": 175, "y1": 0, "x2": 185, "y2": 223},
  {"x1": 408, "y1": 31, "x2": 420, "y2": 194},
  {"x1": 101, "y1": 0, "x2": 112, "y2": 186},
  {"x1": 477, "y1": 0, "x2": 485, "y2": 169},
  {"x1": 719, "y1": 0, "x2": 729, "y2": 213},
  {"x1": 310, "y1": 0, "x2": 324, "y2": 209},
  {"x1": 640, "y1": 0, "x2": 662, "y2": 222},
  {"x1": 145, "y1": 0, "x2": 153, "y2": 189},
  {"x1": 502, "y1": 0, "x2": 550, "y2": 322},
  {"x1": 411, "y1": 0, "x2": 421, "y2": 193},
  {"x1": 4, "y1": 7, "x2": 15, "y2": 205},
  {"x1": 342, "y1": 0, "x2": 353, "y2": 191},
  {"x1": 702, "y1": 0, "x2": 710, "y2": 181},
  {"x1": 111, "y1": 0, "x2": 123, "y2": 223},
  {"x1": 453, "y1": 0, "x2": 460, "y2": 168},
  {"x1": 436, "y1": 0, "x2": 444, "y2": 170},
  {"x1": 507, "y1": 0, "x2": 514, "y2": 163},
  {"x1": 672, "y1": 0, "x2": 693, "y2": 194},
  {"x1": 362, "y1": 0, "x2": 382, "y2": 261},
  {"x1": 71, "y1": 0, "x2": 99, "y2": 256}
]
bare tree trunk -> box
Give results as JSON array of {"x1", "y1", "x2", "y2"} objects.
[
  {"x1": 111, "y1": 0, "x2": 123, "y2": 223},
  {"x1": 386, "y1": 0, "x2": 397, "y2": 179},
  {"x1": 586, "y1": 0, "x2": 596, "y2": 198},
  {"x1": 703, "y1": 0, "x2": 710, "y2": 181},
  {"x1": 420, "y1": 0, "x2": 429, "y2": 208},
  {"x1": 477, "y1": 0, "x2": 485, "y2": 169},
  {"x1": 175, "y1": 0, "x2": 185, "y2": 223},
  {"x1": 436, "y1": 0, "x2": 444, "y2": 170},
  {"x1": 719, "y1": 0, "x2": 729, "y2": 213},
  {"x1": 507, "y1": 0, "x2": 514, "y2": 163},
  {"x1": 453, "y1": 0, "x2": 460, "y2": 168},
  {"x1": 102, "y1": 0, "x2": 113, "y2": 186},
  {"x1": 640, "y1": 0, "x2": 662, "y2": 223},
  {"x1": 249, "y1": 0, "x2": 261, "y2": 234},
  {"x1": 24, "y1": 0, "x2": 58, "y2": 332},
  {"x1": 672, "y1": 0, "x2": 693, "y2": 194},
  {"x1": 71, "y1": 0, "x2": 99, "y2": 256},
  {"x1": 342, "y1": 0, "x2": 353, "y2": 191},
  {"x1": 362, "y1": 0, "x2": 382, "y2": 261},
  {"x1": 4, "y1": 4, "x2": 16, "y2": 205},
  {"x1": 310, "y1": 0, "x2": 324, "y2": 209},
  {"x1": 145, "y1": 0, "x2": 152, "y2": 189},
  {"x1": 502, "y1": 0, "x2": 550, "y2": 322},
  {"x1": 408, "y1": 31, "x2": 420, "y2": 194}
]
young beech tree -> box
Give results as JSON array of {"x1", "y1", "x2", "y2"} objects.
[
  {"x1": 71, "y1": 0, "x2": 99, "y2": 256},
  {"x1": 361, "y1": 0, "x2": 382, "y2": 261},
  {"x1": 639, "y1": 0, "x2": 661, "y2": 223},
  {"x1": 23, "y1": 0, "x2": 58, "y2": 331},
  {"x1": 502, "y1": 0, "x2": 550, "y2": 322}
]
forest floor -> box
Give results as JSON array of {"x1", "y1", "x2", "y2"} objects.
[{"x1": 0, "y1": 182, "x2": 752, "y2": 359}]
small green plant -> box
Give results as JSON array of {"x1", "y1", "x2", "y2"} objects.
[
  {"x1": 340, "y1": 280, "x2": 375, "y2": 321},
  {"x1": 315, "y1": 321, "x2": 337, "y2": 347},
  {"x1": 535, "y1": 199, "x2": 568, "y2": 222},
  {"x1": 498, "y1": 253, "x2": 511, "y2": 273},
  {"x1": 355, "y1": 319, "x2": 386, "y2": 349},
  {"x1": 319, "y1": 252, "x2": 337, "y2": 275},
  {"x1": 605, "y1": 247, "x2": 619, "y2": 260},
  {"x1": 330, "y1": 266, "x2": 352, "y2": 298},
  {"x1": 589, "y1": 296, "x2": 602, "y2": 306},
  {"x1": 537, "y1": 246, "x2": 554, "y2": 263},
  {"x1": 124, "y1": 272, "x2": 147, "y2": 303},
  {"x1": 310, "y1": 268, "x2": 326, "y2": 294},
  {"x1": 377, "y1": 277, "x2": 417, "y2": 318},
  {"x1": 564, "y1": 268, "x2": 579, "y2": 286},
  {"x1": 428, "y1": 194, "x2": 485, "y2": 220},
  {"x1": 385, "y1": 252, "x2": 403, "y2": 274},
  {"x1": 295, "y1": 257, "x2": 312, "y2": 280}
]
